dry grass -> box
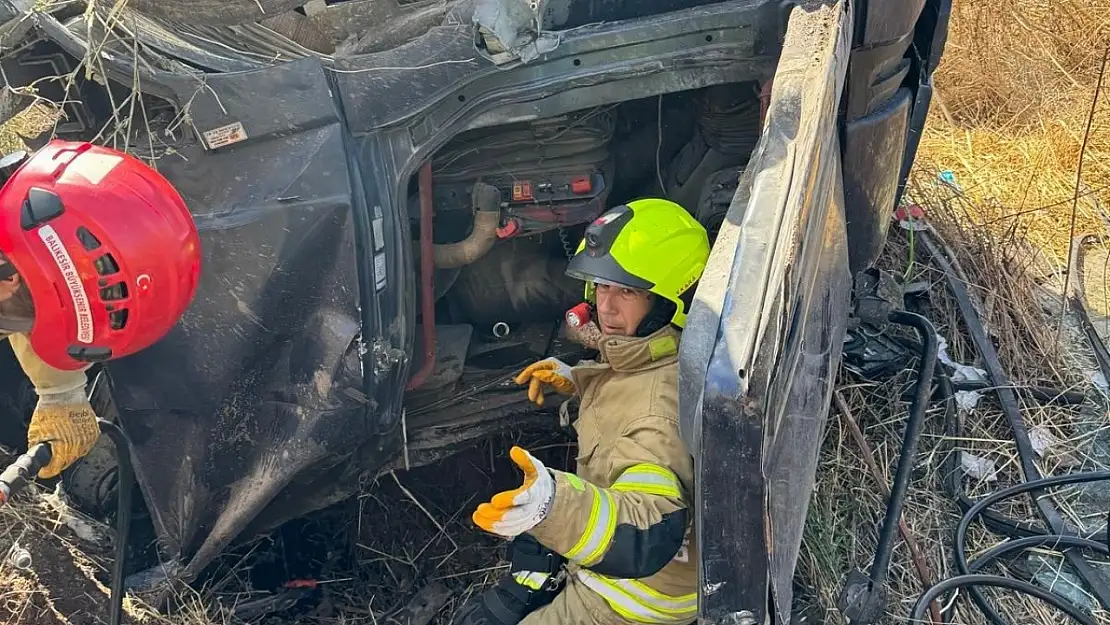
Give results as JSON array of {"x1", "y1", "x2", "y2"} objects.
[
  {"x1": 0, "y1": 460, "x2": 231, "y2": 625},
  {"x1": 0, "y1": 103, "x2": 57, "y2": 154},
  {"x1": 798, "y1": 178, "x2": 1110, "y2": 624},
  {"x1": 915, "y1": 0, "x2": 1110, "y2": 263}
]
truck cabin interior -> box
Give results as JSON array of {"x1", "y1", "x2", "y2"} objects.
[{"x1": 401, "y1": 82, "x2": 764, "y2": 423}]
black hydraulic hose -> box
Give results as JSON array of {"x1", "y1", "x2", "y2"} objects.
[
  {"x1": 968, "y1": 535, "x2": 1110, "y2": 574},
  {"x1": 0, "y1": 443, "x2": 51, "y2": 504},
  {"x1": 867, "y1": 310, "x2": 938, "y2": 588},
  {"x1": 950, "y1": 379, "x2": 1086, "y2": 406},
  {"x1": 96, "y1": 418, "x2": 135, "y2": 625},
  {"x1": 954, "y1": 471, "x2": 1110, "y2": 624},
  {"x1": 925, "y1": 344, "x2": 1110, "y2": 625},
  {"x1": 958, "y1": 471, "x2": 1110, "y2": 554},
  {"x1": 918, "y1": 230, "x2": 1110, "y2": 611},
  {"x1": 911, "y1": 575, "x2": 1100, "y2": 625}
]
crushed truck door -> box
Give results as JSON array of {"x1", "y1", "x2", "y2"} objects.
[{"x1": 678, "y1": 3, "x2": 853, "y2": 624}]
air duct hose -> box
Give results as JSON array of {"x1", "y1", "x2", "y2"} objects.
[{"x1": 430, "y1": 182, "x2": 502, "y2": 270}]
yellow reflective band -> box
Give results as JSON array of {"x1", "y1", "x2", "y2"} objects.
[
  {"x1": 577, "y1": 570, "x2": 697, "y2": 624},
  {"x1": 612, "y1": 464, "x2": 684, "y2": 499},
  {"x1": 582, "y1": 488, "x2": 617, "y2": 565},
  {"x1": 565, "y1": 473, "x2": 586, "y2": 491},
  {"x1": 513, "y1": 571, "x2": 550, "y2": 590},
  {"x1": 564, "y1": 483, "x2": 617, "y2": 566}
]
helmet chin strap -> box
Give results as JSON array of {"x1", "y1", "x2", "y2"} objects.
[{"x1": 634, "y1": 296, "x2": 677, "y2": 338}]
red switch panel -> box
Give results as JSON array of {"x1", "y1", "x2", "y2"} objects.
[{"x1": 512, "y1": 181, "x2": 534, "y2": 201}]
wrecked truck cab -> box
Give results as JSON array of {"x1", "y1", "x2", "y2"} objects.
[{"x1": 0, "y1": 0, "x2": 949, "y2": 621}]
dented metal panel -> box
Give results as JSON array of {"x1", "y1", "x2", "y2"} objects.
[
  {"x1": 98, "y1": 58, "x2": 388, "y2": 580},
  {"x1": 126, "y1": 0, "x2": 307, "y2": 27},
  {"x1": 678, "y1": 3, "x2": 853, "y2": 622}
]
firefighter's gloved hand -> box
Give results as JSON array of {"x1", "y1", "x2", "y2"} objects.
[
  {"x1": 473, "y1": 446, "x2": 555, "y2": 538},
  {"x1": 27, "y1": 388, "x2": 100, "y2": 479},
  {"x1": 514, "y1": 358, "x2": 575, "y2": 407}
]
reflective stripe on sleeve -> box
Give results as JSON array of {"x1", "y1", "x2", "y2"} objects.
[
  {"x1": 563, "y1": 483, "x2": 617, "y2": 566},
  {"x1": 577, "y1": 569, "x2": 697, "y2": 624},
  {"x1": 611, "y1": 463, "x2": 684, "y2": 499}
]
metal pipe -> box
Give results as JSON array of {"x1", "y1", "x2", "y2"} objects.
[
  {"x1": 407, "y1": 161, "x2": 436, "y2": 391},
  {"x1": 430, "y1": 182, "x2": 502, "y2": 269}
]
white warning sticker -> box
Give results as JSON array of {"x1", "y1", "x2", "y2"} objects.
[
  {"x1": 38, "y1": 225, "x2": 94, "y2": 343},
  {"x1": 372, "y1": 205, "x2": 385, "y2": 252},
  {"x1": 373, "y1": 252, "x2": 387, "y2": 291},
  {"x1": 70, "y1": 153, "x2": 123, "y2": 185},
  {"x1": 201, "y1": 121, "x2": 248, "y2": 150}
]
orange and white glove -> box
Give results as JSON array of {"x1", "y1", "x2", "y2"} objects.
[
  {"x1": 472, "y1": 446, "x2": 555, "y2": 538},
  {"x1": 514, "y1": 358, "x2": 575, "y2": 407}
]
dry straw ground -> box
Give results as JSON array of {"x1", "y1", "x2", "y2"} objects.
[
  {"x1": 4, "y1": 1, "x2": 1110, "y2": 624},
  {"x1": 799, "y1": 1, "x2": 1110, "y2": 623},
  {"x1": 914, "y1": 0, "x2": 1110, "y2": 263}
]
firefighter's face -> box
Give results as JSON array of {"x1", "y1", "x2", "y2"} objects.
[
  {"x1": 0, "y1": 258, "x2": 34, "y2": 334},
  {"x1": 594, "y1": 283, "x2": 653, "y2": 337},
  {"x1": 0, "y1": 262, "x2": 18, "y2": 303}
]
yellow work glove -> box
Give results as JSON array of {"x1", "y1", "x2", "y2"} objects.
[
  {"x1": 472, "y1": 446, "x2": 555, "y2": 538},
  {"x1": 8, "y1": 333, "x2": 99, "y2": 479},
  {"x1": 514, "y1": 358, "x2": 575, "y2": 407},
  {"x1": 28, "y1": 388, "x2": 100, "y2": 479}
]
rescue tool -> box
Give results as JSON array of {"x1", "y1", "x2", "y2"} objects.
[{"x1": 0, "y1": 419, "x2": 136, "y2": 625}]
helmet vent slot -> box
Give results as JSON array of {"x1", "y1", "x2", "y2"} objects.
[
  {"x1": 94, "y1": 254, "x2": 120, "y2": 276},
  {"x1": 109, "y1": 309, "x2": 129, "y2": 330},
  {"x1": 100, "y1": 282, "x2": 128, "y2": 301},
  {"x1": 76, "y1": 227, "x2": 102, "y2": 251}
]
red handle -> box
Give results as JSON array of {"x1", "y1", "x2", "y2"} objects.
[{"x1": 566, "y1": 302, "x2": 591, "y2": 328}]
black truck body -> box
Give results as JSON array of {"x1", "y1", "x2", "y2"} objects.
[{"x1": 0, "y1": 0, "x2": 949, "y2": 621}]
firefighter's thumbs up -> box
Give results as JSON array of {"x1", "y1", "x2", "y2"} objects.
[
  {"x1": 514, "y1": 358, "x2": 575, "y2": 407},
  {"x1": 472, "y1": 446, "x2": 555, "y2": 538}
]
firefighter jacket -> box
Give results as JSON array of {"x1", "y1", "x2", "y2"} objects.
[
  {"x1": 5, "y1": 332, "x2": 88, "y2": 394},
  {"x1": 529, "y1": 325, "x2": 697, "y2": 624}
]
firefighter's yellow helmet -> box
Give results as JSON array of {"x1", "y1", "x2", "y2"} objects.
[{"x1": 565, "y1": 198, "x2": 710, "y2": 329}]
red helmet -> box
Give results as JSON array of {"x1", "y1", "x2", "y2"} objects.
[{"x1": 0, "y1": 140, "x2": 201, "y2": 370}]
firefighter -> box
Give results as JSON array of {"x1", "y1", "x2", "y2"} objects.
[
  {"x1": 0, "y1": 140, "x2": 201, "y2": 479},
  {"x1": 454, "y1": 198, "x2": 710, "y2": 625}
]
